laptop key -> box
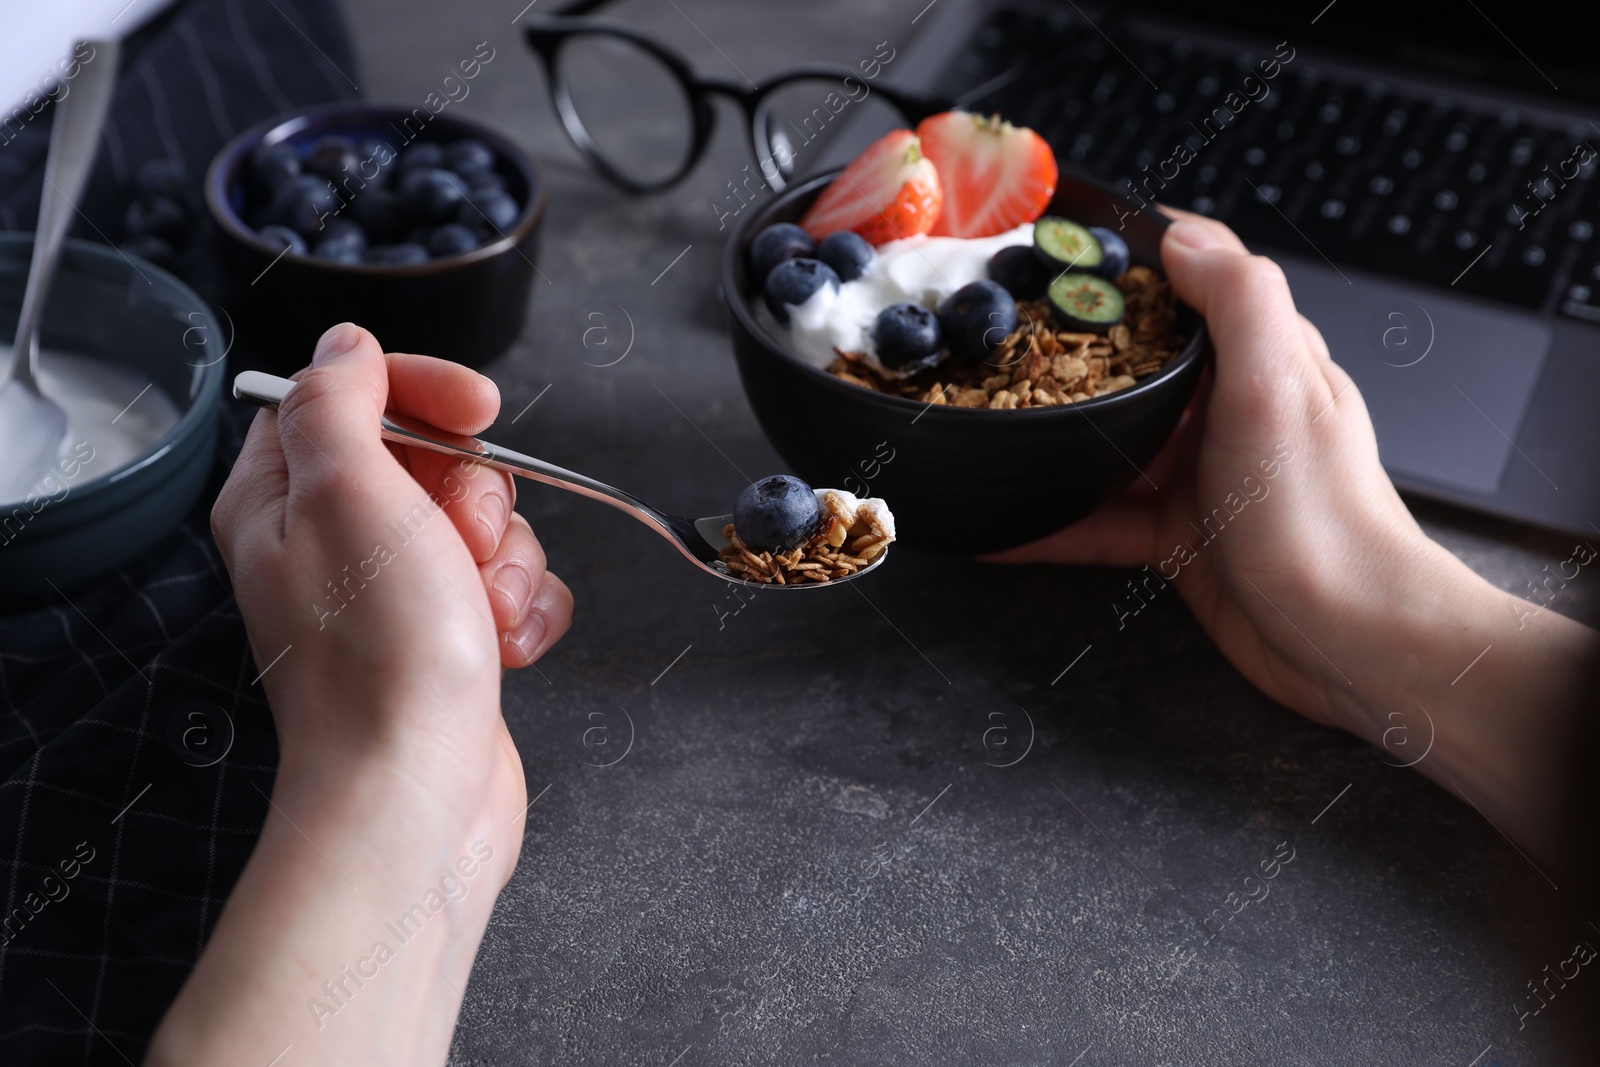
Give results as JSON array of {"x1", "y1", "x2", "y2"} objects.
[
  {"x1": 1450, "y1": 235, "x2": 1553, "y2": 307},
  {"x1": 1559, "y1": 288, "x2": 1600, "y2": 324}
]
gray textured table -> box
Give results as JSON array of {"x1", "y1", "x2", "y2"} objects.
[{"x1": 339, "y1": 2, "x2": 1598, "y2": 1063}]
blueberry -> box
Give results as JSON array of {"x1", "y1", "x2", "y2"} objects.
[
  {"x1": 762, "y1": 258, "x2": 839, "y2": 323},
  {"x1": 398, "y1": 166, "x2": 469, "y2": 223},
  {"x1": 269, "y1": 174, "x2": 340, "y2": 236},
  {"x1": 358, "y1": 137, "x2": 399, "y2": 180},
  {"x1": 427, "y1": 223, "x2": 479, "y2": 257},
  {"x1": 352, "y1": 187, "x2": 408, "y2": 243},
  {"x1": 256, "y1": 224, "x2": 307, "y2": 255},
  {"x1": 313, "y1": 240, "x2": 364, "y2": 264},
  {"x1": 817, "y1": 231, "x2": 874, "y2": 282},
  {"x1": 872, "y1": 303, "x2": 944, "y2": 372},
  {"x1": 748, "y1": 223, "x2": 815, "y2": 286},
  {"x1": 124, "y1": 194, "x2": 188, "y2": 243},
  {"x1": 1047, "y1": 272, "x2": 1125, "y2": 333},
  {"x1": 733, "y1": 474, "x2": 821, "y2": 553},
  {"x1": 118, "y1": 234, "x2": 177, "y2": 271},
  {"x1": 135, "y1": 159, "x2": 187, "y2": 201},
  {"x1": 398, "y1": 142, "x2": 445, "y2": 172},
  {"x1": 455, "y1": 187, "x2": 519, "y2": 235},
  {"x1": 316, "y1": 217, "x2": 367, "y2": 252},
  {"x1": 444, "y1": 138, "x2": 495, "y2": 177},
  {"x1": 987, "y1": 245, "x2": 1051, "y2": 301},
  {"x1": 938, "y1": 279, "x2": 1018, "y2": 361},
  {"x1": 305, "y1": 135, "x2": 360, "y2": 183},
  {"x1": 467, "y1": 170, "x2": 506, "y2": 194},
  {"x1": 370, "y1": 242, "x2": 430, "y2": 265},
  {"x1": 1087, "y1": 226, "x2": 1130, "y2": 278},
  {"x1": 249, "y1": 142, "x2": 300, "y2": 191}
]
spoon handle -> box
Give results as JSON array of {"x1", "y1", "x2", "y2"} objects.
[
  {"x1": 231, "y1": 370, "x2": 704, "y2": 555},
  {"x1": 9, "y1": 39, "x2": 121, "y2": 387}
]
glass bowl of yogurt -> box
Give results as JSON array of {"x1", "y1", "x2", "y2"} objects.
[
  {"x1": 0, "y1": 235, "x2": 225, "y2": 607},
  {"x1": 721, "y1": 168, "x2": 1212, "y2": 555}
]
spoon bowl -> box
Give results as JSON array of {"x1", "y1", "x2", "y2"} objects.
[{"x1": 233, "y1": 371, "x2": 888, "y2": 590}]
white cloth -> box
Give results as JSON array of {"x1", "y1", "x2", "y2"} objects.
[{"x1": 0, "y1": 0, "x2": 177, "y2": 117}]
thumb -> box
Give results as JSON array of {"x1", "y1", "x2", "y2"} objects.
[
  {"x1": 272, "y1": 323, "x2": 391, "y2": 496},
  {"x1": 1160, "y1": 221, "x2": 1330, "y2": 435}
]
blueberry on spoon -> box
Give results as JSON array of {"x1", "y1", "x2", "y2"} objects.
[{"x1": 734, "y1": 475, "x2": 822, "y2": 553}]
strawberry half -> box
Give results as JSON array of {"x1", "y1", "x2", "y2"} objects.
[
  {"x1": 915, "y1": 111, "x2": 1057, "y2": 238},
  {"x1": 798, "y1": 129, "x2": 943, "y2": 246}
]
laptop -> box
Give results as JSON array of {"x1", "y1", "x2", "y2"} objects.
[{"x1": 860, "y1": 0, "x2": 1600, "y2": 537}]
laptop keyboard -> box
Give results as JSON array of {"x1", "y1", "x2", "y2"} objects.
[{"x1": 939, "y1": 7, "x2": 1600, "y2": 319}]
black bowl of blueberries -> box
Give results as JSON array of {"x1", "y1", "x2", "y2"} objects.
[
  {"x1": 721, "y1": 169, "x2": 1211, "y2": 556},
  {"x1": 205, "y1": 103, "x2": 544, "y2": 369}
]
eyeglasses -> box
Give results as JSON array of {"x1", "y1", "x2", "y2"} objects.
[{"x1": 522, "y1": 0, "x2": 953, "y2": 194}]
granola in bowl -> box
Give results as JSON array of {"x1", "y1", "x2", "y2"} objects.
[{"x1": 828, "y1": 265, "x2": 1184, "y2": 409}]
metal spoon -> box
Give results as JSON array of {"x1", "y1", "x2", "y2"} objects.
[
  {"x1": 0, "y1": 39, "x2": 121, "y2": 504},
  {"x1": 233, "y1": 370, "x2": 889, "y2": 590}
]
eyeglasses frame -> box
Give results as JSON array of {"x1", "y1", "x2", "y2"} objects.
[{"x1": 522, "y1": 0, "x2": 951, "y2": 194}]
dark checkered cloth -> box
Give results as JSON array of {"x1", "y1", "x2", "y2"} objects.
[{"x1": 0, "y1": 1, "x2": 357, "y2": 1061}]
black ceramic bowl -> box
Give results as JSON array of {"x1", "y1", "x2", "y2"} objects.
[
  {"x1": 722, "y1": 170, "x2": 1212, "y2": 555},
  {"x1": 206, "y1": 103, "x2": 545, "y2": 370},
  {"x1": 0, "y1": 236, "x2": 224, "y2": 607}
]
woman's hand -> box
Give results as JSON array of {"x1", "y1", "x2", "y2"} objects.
[
  {"x1": 214, "y1": 322, "x2": 570, "y2": 760},
  {"x1": 991, "y1": 214, "x2": 1449, "y2": 735},
  {"x1": 991, "y1": 216, "x2": 1598, "y2": 860},
  {"x1": 148, "y1": 324, "x2": 572, "y2": 1066}
]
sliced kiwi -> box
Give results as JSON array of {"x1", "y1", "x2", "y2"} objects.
[
  {"x1": 1047, "y1": 272, "x2": 1125, "y2": 334},
  {"x1": 1033, "y1": 216, "x2": 1104, "y2": 272}
]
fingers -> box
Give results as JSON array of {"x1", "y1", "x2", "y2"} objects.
[
  {"x1": 210, "y1": 407, "x2": 289, "y2": 569},
  {"x1": 409, "y1": 450, "x2": 516, "y2": 563},
  {"x1": 1162, "y1": 222, "x2": 1301, "y2": 354},
  {"x1": 503, "y1": 571, "x2": 573, "y2": 669},
  {"x1": 272, "y1": 323, "x2": 392, "y2": 501},
  {"x1": 384, "y1": 352, "x2": 502, "y2": 436},
  {"x1": 478, "y1": 512, "x2": 547, "y2": 631},
  {"x1": 1162, "y1": 222, "x2": 1329, "y2": 432},
  {"x1": 379, "y1": 351, "x2": 510, "y2": 558},
  {"x1": 1158, "y1": 208, "x2": 1251, "y2": 255},
  {"x1": 477, "y1": 512, "x2": 572, "y2": 668}
]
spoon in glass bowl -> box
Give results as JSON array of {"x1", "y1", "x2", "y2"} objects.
[
  {"x1": 0, "y1": 38, "x2": 120, "y2": 505},
  {"x1": 232, "y1": 370, "x2": 889, "y2": 590}
]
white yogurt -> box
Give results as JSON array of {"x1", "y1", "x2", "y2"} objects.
[
  {"x1": 0, "y1": 347, "x2": 180, "y2": 506},
  {"x1": 758, "y1": 223, "x2": 1034, "y2": 375}
]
